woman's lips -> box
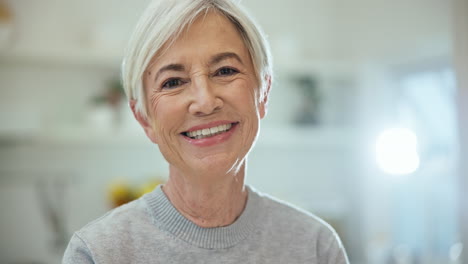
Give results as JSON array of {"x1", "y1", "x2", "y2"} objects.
[{"x1": 181, "y1": 122, "x2": 238, "y2": 147}]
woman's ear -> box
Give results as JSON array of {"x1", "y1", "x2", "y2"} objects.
[
  {"x1": 259, "y1": 75, "x2": 272, "y2": 119},
  {"x1": 130, "y1": 100, "x2": 159, "y2": 144}
]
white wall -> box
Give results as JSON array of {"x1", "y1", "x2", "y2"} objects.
[{"x1": 2, "y1": 0, "x2": 452, "y2": 64}]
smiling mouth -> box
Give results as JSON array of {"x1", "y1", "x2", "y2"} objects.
[{"x1": 182, "y1": 122, "x2": 237, "y2": 139}]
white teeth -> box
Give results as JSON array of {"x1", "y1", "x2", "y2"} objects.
[{"x1": 185, "y1": 123, "x2": 234, "y2": 139}]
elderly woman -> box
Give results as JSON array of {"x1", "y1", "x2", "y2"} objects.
[{"x1": 63, "y1": 0, "x2": 349, "y2": 263}]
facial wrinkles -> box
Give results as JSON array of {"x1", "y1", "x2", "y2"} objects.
[
  {"x1": 216, "y1": 70, "x2": 259, "y2": 175},
  {"x1": 236, "y1": 85, "x2": 260, "y2": 172},
  {"x1": 189, "y1": 68, "x2": 210, "y2": 94},
  {"x1": 147, "y1": 86, "x2": 187, "y2": 162},
  {"x1": 149, "y1": 109, "x2": 192, "y2": 176}
]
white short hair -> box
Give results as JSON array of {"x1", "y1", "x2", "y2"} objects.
[{"x1": 121, "y1": 0, "x2": 273, "y2": 118}]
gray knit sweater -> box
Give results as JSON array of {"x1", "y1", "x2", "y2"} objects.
[{"x1": 63, "y1": 185, "x2": 349, "y2": 263}]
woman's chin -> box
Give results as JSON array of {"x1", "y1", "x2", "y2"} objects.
[{"x1": 183, "y1": 156, "x2": 245, "y2": 179}]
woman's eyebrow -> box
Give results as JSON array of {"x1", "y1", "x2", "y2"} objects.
[
  {"x1": 154, "y1": 64, "x2": 185, "y2": 82},
  {"x1": 153, "y1": 52, "x2": 242, "y2": 81},
  {"x1": 210, "y1": 52, "x2": 243, "y2": 65}
]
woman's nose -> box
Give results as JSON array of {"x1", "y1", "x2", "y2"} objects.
[{"x1": 188, "y1": 78, "x2": 223, "y2": 116}]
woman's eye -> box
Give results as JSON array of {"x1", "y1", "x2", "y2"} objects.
[
  {"x1": 162, "y1": 78, "x2": 184, "y2": 89},
  {"x1": 216, "y1": 67, "x2": 238, "y2": 76}
]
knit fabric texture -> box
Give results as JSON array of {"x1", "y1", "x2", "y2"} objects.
[{"x1": 63, "y1": 185, "x2": 349, "y2": 264}]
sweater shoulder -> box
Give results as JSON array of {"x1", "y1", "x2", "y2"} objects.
[
  {"x1": 67, "y1": 197, "x2": 163, "y2": 263},
  {"x1": 75, "y1": 196, "x2": 152, "y2": 241},
  {"x1": 251, "y1": 187, "x2": 339, "y2": 240},
  {"x1": 250, "y1": 187, "x2": 349, "y2": 263}
]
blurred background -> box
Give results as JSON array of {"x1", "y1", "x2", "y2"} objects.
[{"x1": 0, "y1": 0, "x2": 467, "y2": 263}]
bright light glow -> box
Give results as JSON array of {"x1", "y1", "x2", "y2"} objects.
[
  {"x1": 376, "y1": 128, "x2": 420, "y2": 175},
  {"x1": 449, "y1": 243, "x2": 463, "y2": 261}
]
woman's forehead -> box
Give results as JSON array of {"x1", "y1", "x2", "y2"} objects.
[{"x1": 149, "y1": 11, "x2": 251, "y2": 69}]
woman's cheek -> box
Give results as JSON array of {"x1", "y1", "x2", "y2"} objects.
[
  {"x1": 153, "y1": 92, "x2": 186, "y2": 135},
  {"x1": 148, "y1": 90, "x2": 178, "y2": 118}
]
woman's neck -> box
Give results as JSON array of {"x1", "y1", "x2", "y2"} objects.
[{"x1": 162, "y1": 166, "x2": 248, "y2": 228}]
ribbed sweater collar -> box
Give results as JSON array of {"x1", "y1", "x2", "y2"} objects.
[{"x1": 143, "y1": 185, "x2": 261, "y2": 249}]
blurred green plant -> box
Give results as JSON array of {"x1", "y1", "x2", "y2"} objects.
[{"x1": 90, "y1": 79, "x2": 125, "y2": 107}]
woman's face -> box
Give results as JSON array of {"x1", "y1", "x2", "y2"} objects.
[{"x1": 138, "y1": 11, "x2": 268, "y2": 180}]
